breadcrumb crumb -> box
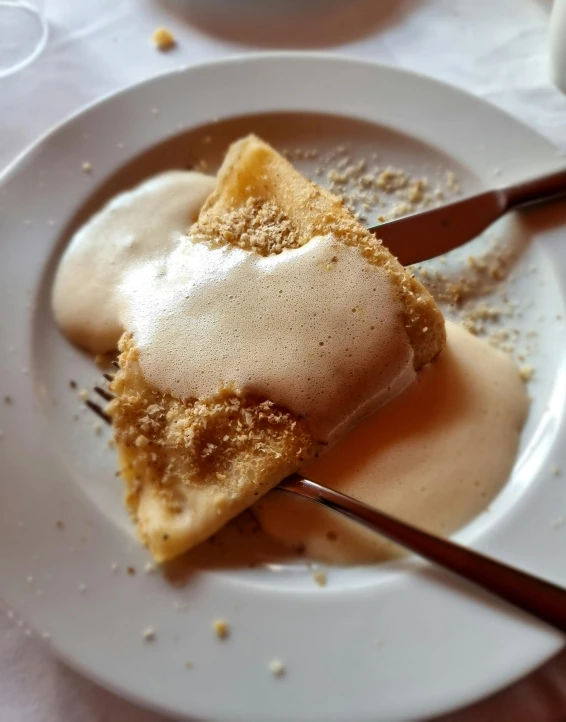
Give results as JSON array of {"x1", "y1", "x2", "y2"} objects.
[
  {"x1": 152, "y1": 27, "x2": 176, "y2": 51},
  {"x1": 519, "y1": 365, "x2": 534, "y2": 382},
  {"x1": 142, "y1": 626, "x2": 156, "y2": 641},
  {"x1": 269, "y1": 658, "x2": 286, "y2": 677},
  {"x1": 193, "y1": 197, "x2": 302, "y2": 256},
  {"x1": 213, "y1": 619, "x2": 229, "y2": 639}
]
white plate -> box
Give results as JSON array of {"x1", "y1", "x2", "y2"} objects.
[{"x1": 1, "y1": 54, "x2": 566, "y2": 722}]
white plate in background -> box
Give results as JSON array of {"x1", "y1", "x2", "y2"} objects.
[{"x1": 0, "y1": 54, "x2": 565, "y2": 721}]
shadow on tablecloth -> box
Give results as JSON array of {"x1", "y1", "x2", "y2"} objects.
[{"x1": 436, "y1": 648, "x2": 566, "y2": 722}]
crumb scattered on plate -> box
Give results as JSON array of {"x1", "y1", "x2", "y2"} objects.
[
  {"x1": 213, "y1": 619, "x2": 229, "y2": 639},
  {"x1": 152, "y1": 27, "x2": 176, "y2": 51},
  {"x1": 519, "y1": 365, "x2": 534, "y2": 382},
  {"x1": 142, "y1": 626, "x2": 156, "y2": 641},
  {"x1": 145, "y1": 561, "x2": 157, "y2": 574},
  {"x1": 269, "y1": 658, "x2": 286, "y2": 677}
]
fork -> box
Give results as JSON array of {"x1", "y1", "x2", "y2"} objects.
[
  {"x1": 87, "y1": 374, "x2": 566, "y2": 635},
  {"x1": 370, "y1": 166, "x2": 566, "y2": 265}
]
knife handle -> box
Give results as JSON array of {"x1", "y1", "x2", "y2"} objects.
[{"x1": 504, "y1": 167, "x2": 566, "y2": 209}]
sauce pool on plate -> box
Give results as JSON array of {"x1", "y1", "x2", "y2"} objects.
[
  {"x1": 255, "y1": 321, "x2": 528, "y2": 563},
  {"x1": 52, "y1": 171, "x2": 216, "y2": 353}
]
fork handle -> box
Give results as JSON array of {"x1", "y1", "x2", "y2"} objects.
[
  {"x1": 280, "y1": 474, "x2": 566, "y2": 635},
  {"x1": 504, "y1": 166, "x2": 566, "y2": 209}
]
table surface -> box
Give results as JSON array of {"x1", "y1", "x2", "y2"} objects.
[{"x1": 1, "y1": 1, "x2": 566, "y2": 720}]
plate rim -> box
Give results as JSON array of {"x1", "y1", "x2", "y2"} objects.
[{"x1": 2, "y1": 48, "x2": 564, "y2": 186}]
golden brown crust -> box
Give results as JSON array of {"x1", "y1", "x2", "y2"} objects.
[
  {"x1": 108, "y1": 335, "x2": 313, "y2": 561},
  {"x1": 192, "y1": 135, "x2": 445, "y2": 369}
]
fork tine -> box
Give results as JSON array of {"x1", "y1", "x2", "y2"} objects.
[
  {"x1": 85, "y1": 400, "x2": 112, "y2": 425},
  {"x1": 94, "y1": 386, "x2": 114, "y2": 402},
  {"x1": 103, "y1": 373, "x2": 114, "y2": 382},
  {"x1": 112, "y1": 360, "x2": 120, "y2": 369}
]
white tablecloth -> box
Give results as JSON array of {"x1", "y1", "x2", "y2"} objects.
[{"x1": 1, "y1": 1, "x2": 566, "y2": 719}]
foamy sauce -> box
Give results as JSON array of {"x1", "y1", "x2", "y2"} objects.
[
  {"x1": 255, "y1": 322, "x2": 529, "y2": 563},
  {"x1": 52, "y1": 171, "x2": 216, "y2": 352},
  {"x1": 120, "y1": 235, "x2": 415, "y2": 443}
]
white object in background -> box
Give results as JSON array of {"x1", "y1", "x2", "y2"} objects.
[
  {"x1": 0, "y1": 0, "x2": 48, "y2": 77},
  {"x1": 550, "y1": 0, "x2": 566, "y2": 92}
]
